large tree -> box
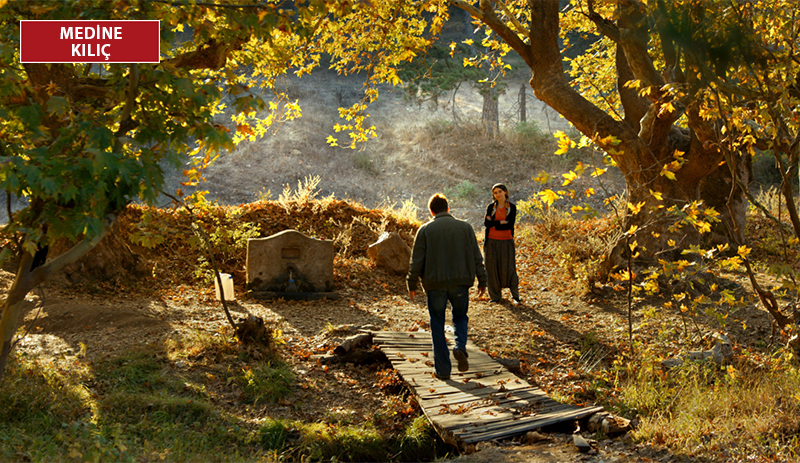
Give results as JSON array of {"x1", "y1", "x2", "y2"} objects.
[
  {"x1": 447, "y1": 0, "x2": 800, "y2": 270},
  {"x1": 0, "y1": 0, "x2": 445, "y2": 379}
]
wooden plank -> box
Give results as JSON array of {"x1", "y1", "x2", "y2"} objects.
[
  {"x1": 432, "y1": 400, "x2": 580, "y2": 428},
  {"x1": 388, "y1": 358, "x2": 511, "y2": 372},
  {"x1": 411, "y1": 381, "x2": 541, "y2": 401},
  {"x1": 386, "y1": 357, "x2": 518, "y2": 376},
  {"x1": 410, "y1": 382, "x2": 536, "y2": 402},
  {"x1": 437, "y1": 405, "x2": 593, "y2": 439},
  {"x1": 458, "y1": 406, "x2": 605, "y2": 443},
  {"x1": 431, "y1": 400, "x2": 579, "y2": 430},
  {"x1": 373, "y1": 330, "x2": 604, "y2": 448},
  {"x1": 396, "y1": 370, "x2": 523, "y2": 386},
  {"x1": 394, "y1": 368, "x2": 510, "y2": 378},
  {"x1": 409, "y1": 372, "x2": 533, "y2": 389},
  {"x1": 418, "y1": 386, "x2": 547, "y2": 406},
  {"x1": 424, "y1": 394, "x2": 559, "y2": 415}
]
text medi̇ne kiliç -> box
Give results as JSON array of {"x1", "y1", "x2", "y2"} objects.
[{"x1": 60, "y1": 25, "x2": 122, "y2": 61}]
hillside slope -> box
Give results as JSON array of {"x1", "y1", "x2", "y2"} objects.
[{"x1": 167, "y1": 67, "x2": 583, "y2": 225}]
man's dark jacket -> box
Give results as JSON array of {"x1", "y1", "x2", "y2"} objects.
[{"x1": 407, "y1": 212, "x2": 488, "y2": 292}]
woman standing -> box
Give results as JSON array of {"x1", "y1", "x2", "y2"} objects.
[{"x1": 483, "y1": 183, "x2": 521, "y2": 304}]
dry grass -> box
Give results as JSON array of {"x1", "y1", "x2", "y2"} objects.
[{"x1": 622, "y1": 354, "x2": 800, "y2": 461}]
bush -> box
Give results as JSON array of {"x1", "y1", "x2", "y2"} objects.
[
  {"x1": 517, "y1": 200, "x2": 617, "y2": 289},
  {"x1": 444, "y1": 180, "x2": 480, "y2": 203}
]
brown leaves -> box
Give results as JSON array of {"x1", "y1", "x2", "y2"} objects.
[{"x1": 119, "y1": 198, "x2": 419, "y2": 291}]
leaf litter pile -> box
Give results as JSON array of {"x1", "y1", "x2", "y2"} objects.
[{"x1": 10, "y1": 196, "x2": 781, "y2": 460}]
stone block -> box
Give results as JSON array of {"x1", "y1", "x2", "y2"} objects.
[
  {"x1": 367, "y1": 232, "x2": 411, "y2": 275},
  {"x1": 246, "y1": 229, "x2": 334, "y2": 294}
]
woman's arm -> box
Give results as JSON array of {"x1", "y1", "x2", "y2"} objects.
[
  {"x1": 493, "y1": 203, "x2": 516, "y2": 231},
  {"x1": 507, "y1": 203, "x2": 517, "y2": 236},
  {"x1": 506, "y1": 203, "x2": 517, "y2": 227},
  {"x1": 484, "y1": 203, "x2": 499, "y2": 228}
]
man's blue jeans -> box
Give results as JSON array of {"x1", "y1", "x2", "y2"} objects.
[{"x1": 426, "y1": 285, "x2": 470, "y2": 377}]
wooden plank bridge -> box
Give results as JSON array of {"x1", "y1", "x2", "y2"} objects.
[{"x1": 371, "y1": 330, "x2": 603, "y2": 447}]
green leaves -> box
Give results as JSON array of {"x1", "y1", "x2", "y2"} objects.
[
  {"x1": 46, "y1": 96, "x2": 70, "y2": 117},
  {"x1": 16, "y1": 105, "x2": 44, "y2": 132}
]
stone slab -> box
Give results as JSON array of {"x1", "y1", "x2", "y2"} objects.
[{"x1": 246, "y1": 229, "x2": 334, "y2": 293}]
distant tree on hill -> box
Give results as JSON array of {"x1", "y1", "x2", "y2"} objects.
[{"x1": 398, "y1": 9, "x2": 502, "y2": 133}]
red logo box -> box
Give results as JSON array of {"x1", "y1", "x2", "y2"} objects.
[{"x1": 20, "y1": 20, "x2": 160, "y2": 63}]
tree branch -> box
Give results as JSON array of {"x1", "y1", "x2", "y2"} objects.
[
  {"x1": 150, "y1": 0, "x2": 266, "y2": 8},
  {"x1": 25, "y1": 213, "x2": 118, "y2": 293},
  {"x1": 616, "y1": 43, "x2": 649, "y2": 134},
  {"x1": 449, "y1": 0, "x2": 531, "y2": 65},
  {"x1": 519, "y1": 0, "x2": 636, "y2": 158},
  {"x1": 654, "y1": 0, "x2": 684, "y2": 83},
  {"x1": 586, "y1": 0, "x2": 621, "y2": 42},
  {"x1": 616, "y1": 0, "x2": 664, "y2": 90},
  {"x1": 680, "y1": 100, "x2": 725, "y2": 184},
  {"x1": 449, "y1": 0, "x2": 483, "y2": 22},
  {"x1": 495, "y1": 0, "x2": 531, "y2": 38},
  {"x1": 163, "y1": 37, "x2": 247, "y2": 70},
  {"x1": 115, "y1": 64, "x2": 140, "y2": 138}
]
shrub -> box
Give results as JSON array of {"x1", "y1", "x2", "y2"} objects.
[{"x1": 444, "y1": 180, "x2": 480, "y2": 204}]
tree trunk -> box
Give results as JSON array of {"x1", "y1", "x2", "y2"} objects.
[
  {"x1": 482, "y1": 86, "x2": 499, "y2": 137},
  {"x1": 604, "y1": 138, "x2": 750, "y2": 270},
  {"x1": 0, "y1": 216, "x2": 115, "y2": 380},
  {"x1": 318, "y1": 349, "x2": 387, "y2": 366},
  {"x1": 518, "y1": 83, "x2": 526, "y2": 123}
]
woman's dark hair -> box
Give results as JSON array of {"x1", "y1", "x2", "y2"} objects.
[{"x1": 428, "y1": 193, "x2": 449, "y2": 214}]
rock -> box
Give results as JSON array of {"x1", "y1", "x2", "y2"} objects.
[
  {"x1": 660, "y1": 357, "x2": 683, "y2": 369},
  {"x1": 235, "y1": 315, "x2": 271, "y2": 345},
  {"x1": 686, "y1": 335, "x2": 733, "y2": 363},
  {"x1": 602, "y1": 415, "x2": 632, "y2": 435},
  {"x1": 588, "y1": 412, "x2": 632, "y2": 436},
  {"x1": 788, "y1": 334, "x2": 800, "y2": 351},
  {"x1": 367, "y1": 232, "x2": 411, "y2": 275},
  {"x1": 524, "y1": 431, "x2": 550, "y2": 444},
  {"x1": 246, "y1": 229, "x2": 335, "y2": 293},
  {"x1": 573, "y1": 433, "x2": 592, "y2": 453},
  {"x1": 495, "y1": 357, "x2": 522, "y2": 373},
  {"x1": 660, "y1": 334, "x2": 733, "y2": 369},
  {"x1": 588, "y1": 413, "x2": 605, "y2": 433}
]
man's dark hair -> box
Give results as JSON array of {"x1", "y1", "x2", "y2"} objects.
[{"x1": 428, "y1": 193, "x2": 448, "y2": 214}]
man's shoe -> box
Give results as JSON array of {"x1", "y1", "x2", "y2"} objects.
[
  {"x1": 512, "y1": 298, "x2": 521, "y2": 306},
  {"x1": 454, "y1": 348, "x2": 469, "y2": 372},
  {"x1": 433, "y1": 372, "x2": 450, "y2": 380},
  {"x1": 490, "y1": 299, "x2": 502, "y2": 304}
]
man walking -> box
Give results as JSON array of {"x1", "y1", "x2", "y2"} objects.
[{"x1": 407, "y1": 193, "x2": 487, "y2": 380}]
